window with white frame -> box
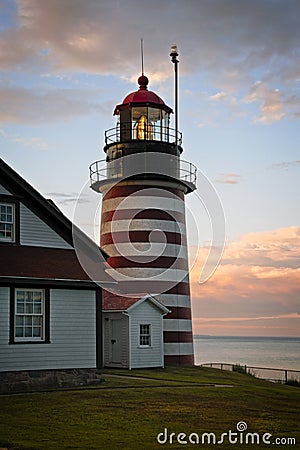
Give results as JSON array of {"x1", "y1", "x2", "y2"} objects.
[
  {"x1": 15, "y1": 289, "x2": 45, "y2": 341},
  {"x1": 0, "y1": 203, "x2": 15, "y2": 242},
  {"x1": 139, "y1": 324, "x2": 151, "y2": 347}
]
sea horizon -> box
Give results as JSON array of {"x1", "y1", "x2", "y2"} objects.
[
  {"x1": 193, "y1": 335, "x2": 300, "y2": 371},
  {"x1": 194, "y1": 334, "x2": 300, "y2": 338}
]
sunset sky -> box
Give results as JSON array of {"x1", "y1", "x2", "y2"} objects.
[{"x1": 1, "y1": 0, "x2": 299, "y2": 336}]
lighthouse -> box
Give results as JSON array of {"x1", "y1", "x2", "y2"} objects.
[{"x1": 89, "y1": 49, "x2": 197, "y2": 365}]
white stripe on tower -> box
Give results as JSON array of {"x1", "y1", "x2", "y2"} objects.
[{"x1": 102, "y1": 195, "x2": 186, "y2": 213}]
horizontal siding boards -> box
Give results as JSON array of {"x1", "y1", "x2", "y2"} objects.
[
  {"x1": 130, "y1": 300, "x2": 163, "y2": 369},
  {"x1": 19, "y1": 203, "x2": 72, "y2": 249},
  {"x1": 0, "y1": 185, "x2": 12, "y2": 195},
  {"x1": 0, "y1": 288, "x2": 97, "y2": 372}
]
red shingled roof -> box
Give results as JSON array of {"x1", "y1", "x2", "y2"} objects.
[
  {"x1": 102, "y1": 290, "x2": 140, "y2": 310},
  {"x1": 0, "y1": 245, "x2": 110, "y2": 282}
]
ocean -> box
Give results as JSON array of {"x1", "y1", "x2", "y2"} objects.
[{"x1": 194, "y1": 336, "x2": 300, "y2": 371}]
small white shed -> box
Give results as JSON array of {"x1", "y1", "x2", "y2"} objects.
[{"x1": 102, "y1": 294, "x2": 170, "y2": 369}]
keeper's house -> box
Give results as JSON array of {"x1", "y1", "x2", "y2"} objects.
[{"x1": 0, "y1": 158, "x2": 112, "y2": 373}]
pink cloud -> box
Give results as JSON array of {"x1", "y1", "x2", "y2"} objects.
[
  {"x1": 190, "y1": 227, "x2": 300, "y2": 336},
  {"x1": 216, "y1": 173, "x2": 241, "y2": 184}
]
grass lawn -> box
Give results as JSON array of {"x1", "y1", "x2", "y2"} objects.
[{"x1": 0, "y1": 366, "x2": 299, "y2": 449}]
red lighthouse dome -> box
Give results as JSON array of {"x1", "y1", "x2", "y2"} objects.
[{"x1": 114, "y1": 75, "x2": 172, "y2": 115}]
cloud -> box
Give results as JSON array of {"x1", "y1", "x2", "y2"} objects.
[
  {"x1": 0, "y1": 1, "x2": 299, "y2": 86},
  {"x1": 192, "y1": 314, "x2": 300, "y2": 336},
  {"x1": 210, "y1": 92, "x2": 230, "y2": 101},
  {"x1": 206, "y1": 91, "x2": 246, "y2": 122},
  {"x1": 45, "y1": 192, "x2": 90, "y2": 205},
  {"x1": 216, "y1": 173, "x2": 241, "y2": 184},
  {"x1": 195, "y1": 313, "x2": 300, "y2": 323},
  {"x1": 0, "y1": 128, "x2": 47, "y2": 149},
  {"x1": 245, "y1": 80, "x2": 300, "y2": 123},
  {"x1": 190, "y1": 227, "x2": 300, "y2": 334},
  {"x1": 0, "y1": 1, "x2": 299, "y2": 125},
  {"x1": 245, "y1": 81, "x2": 285, "y2": 123},
  {"x1": 270, "y1": 160, "x2": 300, "y2": 170},
  {"x1": 0, "y1": 86, "x2": 104, "y2": 123}
]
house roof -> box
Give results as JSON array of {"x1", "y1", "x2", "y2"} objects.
[
  {"x1": 0, "y1": 246, "x2": 102, "y2": 281},
  {"x1": 0, "y1": 158, "x2": 113, "y2": 285},
  {"x1": 102, "y1": 291, "x2": 170, "y2": 314}
]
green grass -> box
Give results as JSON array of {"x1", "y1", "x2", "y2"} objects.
[{"x1": 0, "y1": 366, "x2": 299, "y2": 449}]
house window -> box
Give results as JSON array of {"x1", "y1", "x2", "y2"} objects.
[
  {"x1": 139, "y1": 324, "x2": 151, "y2": 347},
  {"x1": 15, "y1": 289, "x2": 45, "y2": 341},
  {"x1": 0, "y1": 203, "x2": 15, "y2": 242}
]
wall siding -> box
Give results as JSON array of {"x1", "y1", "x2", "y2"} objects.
[
  {"x1": 19, "y1": 203, "x2": 72, "y2": 249},
  {"x1": 130, "y1": 301, "x2": 163, "y2": 369},
  {"x1": 0, "y1": 184, "x2": 12, "y2": 195},
  {"x1": 0, "y1": 288, "x2": 96, "y2": 372}
]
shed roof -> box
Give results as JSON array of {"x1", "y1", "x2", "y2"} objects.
[{"x1": 102, "y1": 291, "x2": 170, "y2": 314}]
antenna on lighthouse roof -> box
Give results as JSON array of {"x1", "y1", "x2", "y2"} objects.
[{"x1": 140, "y1": 38, "x2": 144, "y2": 75}]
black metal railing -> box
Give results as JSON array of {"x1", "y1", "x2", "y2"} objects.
[
  {"x1": 89, "y1": 158, "x2": 197, "y2": 187},
  {"x1": 104, "y1": 123, "x2": 182, "y2": 146},
  {"x1": 201, "y1": 363, "x2": 300, "y2": 383}
]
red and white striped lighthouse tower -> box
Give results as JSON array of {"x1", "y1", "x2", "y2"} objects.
[{"x1": 90, "y1": 52, "x2": 197, "y2": 365}]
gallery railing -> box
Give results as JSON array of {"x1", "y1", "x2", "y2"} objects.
[
  {"x1": 104, "y1": 123, "x2": 182, "y2": 146},
  {"x1": 90, "y1": 158, "x2": 197, "y2": 188}
]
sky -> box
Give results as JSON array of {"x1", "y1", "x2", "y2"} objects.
[{"x1": 0, "y1": 0, "x2": 299, "y2": 336}]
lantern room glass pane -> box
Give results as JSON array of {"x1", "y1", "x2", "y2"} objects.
[
  {"x1": 132, "y1": 107, "x2": 147, "y2": 121},
  {"x1": 148, "y1": 107, "x2": 161, "y2": 123},
  {"x1": 148, "y1": 107, "x2": 161, "y2": 140},
  {"x1": 162, "y1": 110, "x2": 169, "y2": 142},
  {"x1": 132, "y1": 107, "x2": 154, "y2": 140}
]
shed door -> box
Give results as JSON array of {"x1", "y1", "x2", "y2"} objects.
[{"x1": 110, "y1": 319, "x2": 122, "y2": 364}]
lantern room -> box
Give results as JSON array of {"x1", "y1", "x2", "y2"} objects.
[
  {"x1": 90, "y1": 70, "x2": 197, "y2": 194},
  {"x1": 105, "y1": 75, "x2": 182, "y2": 148}
]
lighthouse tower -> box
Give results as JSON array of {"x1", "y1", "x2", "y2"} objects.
[{"x1": 90, "y1": 62, "x2": 197, "y2": 365}]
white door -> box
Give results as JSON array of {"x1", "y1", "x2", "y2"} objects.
[{"x1": 110, "y1": 319, "x2": 122, "y2": 364}]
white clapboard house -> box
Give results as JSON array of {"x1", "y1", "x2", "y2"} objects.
[
  {"x1": 0, "y1": 158, "x2": 113, "y2": 373},
  {"x1": 0, "y1": 159, "x2": 167, "y2": 373}
]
